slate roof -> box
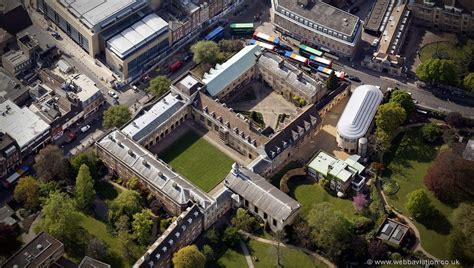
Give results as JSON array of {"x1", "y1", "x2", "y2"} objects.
[{"x1": 224, "y1": 164, "x2": 300, "y2": 222}]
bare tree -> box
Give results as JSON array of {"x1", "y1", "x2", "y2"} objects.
[{"x1": 273, "y1": 230, "x2": 286, "y2": 267}]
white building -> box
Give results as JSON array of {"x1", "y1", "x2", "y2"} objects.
[{"x1": 336, "y1": 85, "x2": 383, "y2": 153}]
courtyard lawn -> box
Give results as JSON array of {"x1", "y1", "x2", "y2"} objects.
[
  {"x1": 78, "y1": 214, "x2": 127, "y2": 267},
  {"x1": 383, "y1": 128, "x2": 454, "y2": 259},
  {"x1": 159, "y1": 130, "x2": 234, "y2": 192},
  {"x1": 419, "y1": 41, "x2": 465, "y2": 63},
  {"x1": 211, "y1": 245, "x2": 247, "y2": 268},
  {"x1": 247, "y1": 239, "x2": 327, "y2": 268},
  {"x1": 288, "y1": 178, "x2": 357, "y2": 220}
]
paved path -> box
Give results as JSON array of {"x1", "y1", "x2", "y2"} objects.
[
  {"x1": 239, "y1": 231, "x2": 336, "y2": 268},
  {"x1": 239, "y1": 239, "x2": 255, "y2": 268}
]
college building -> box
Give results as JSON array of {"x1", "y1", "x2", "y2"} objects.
[{"x1": 271, "y1": 0, "x2": 363, "y2": 59}]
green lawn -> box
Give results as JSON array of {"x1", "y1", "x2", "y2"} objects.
[
  {"x1": 288, "y1": 178, "x2": 357, "y2": 220},
  {"x1": 383, "y1": 128, "x2": 454, "y2": 259},
  {"x1": 159, "y1": 130, "x2": 234, "y2": 192},
  {"x1": 247, "y1": 239, "x2": 327, "y2": 268},
  {"x1": 419, "y1": 41, "x2": 465, "y2": 63},
  {"x1": 211, "y1": 245, "x2": 247, "y2": 268},
  {"x1": 78, "y1": 214, "x2": 128, "y2": 267}
]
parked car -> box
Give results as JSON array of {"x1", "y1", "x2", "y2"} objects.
[
  {"x1": 80, "y1": 125, "x2": 91, "y2": 133},
  {"x1": 183, "y1": 53, "x2": 193, "y2": 61},
  {"x1": 348, "y1": 76, "x2": 361, "y2": 83},
  {"x1": 108, "y1": 90, "x2": 119, "y2": 99},
  {"x1": 169, "y1": 60, "x2": 184, "y2": 73}
]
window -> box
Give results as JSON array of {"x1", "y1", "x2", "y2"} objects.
[
  {"x1": 254, "y1": 207, "x2": 258, "y2": 213},
  {"x1": 263, "y1": 212, "x2": 268, "y2": 219},
  {"x1": 273, "y1": 219, "x2": 277, "y2": 226},
  {"x1": 244, "y1": 200, "x2": 249, "y2": 207}
]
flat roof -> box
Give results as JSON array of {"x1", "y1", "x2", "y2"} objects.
[
  {"x1": 365, "y1": 0, "x2": 390, "y2": 32},
  {"x1": 71, "y1": 74, "x2": 101, "y2": 102},
  {"x1": 122, "y1": 93, "x2": 185, "y2": 142},
  {"x1": 0, "y1": 70, "x2": 28, "y2": 103},
  {"x1": 308, "y1": 151, "x2": 364, "y2": 182},
  {"x1": 79, "y1": 256, "x2": 111, "y2": 268},
  {"x1": 58, "y1": 0, "x2": 148, "y2": 30},
  {"x1": 379, "y1": 4, "x2": 409, "y2": 55},
  {"x1": 336, "y1": 85, "x2": 383, "y2": 140},
  {"x1": 107, "y1": 13, "x2": 168, "y2": 59},
  {"x1": 377, "y1": 218, "x2": 409, "y2": 245},
  {"x1": 275, "y1": 0, "x2": 360, "y2": 36},
  {"x1": 2, "y1": 232, "x2": 64, "y2": 268},
  {"x1": 0, "y1": 100, "x2": 50, "y2": 151}
]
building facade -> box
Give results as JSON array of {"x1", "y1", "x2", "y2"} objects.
[
  {"x1": 1, "y1": 50, "x2": 32, "y2": 76},
  {"x1": 68, "y1": 74, "x2": 105, "y2": 118},
  {"x1": 0, "y1": 132, "x2": 21, "y2": 180},
  {"x1": 271, "y1": 0, "x2": 362, "y2": 59},
  {"x1": 409, "y1": 0, "x2": 474, "y2": 34}
]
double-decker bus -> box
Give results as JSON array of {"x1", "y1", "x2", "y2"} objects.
[
  {"x1": 230, "y1": 23, "x2": 254, "y2": 35},
  {"x1": 284, "y1": 51, "x2": 309, "y2": 65},
  {"x1": 309, "y1": 55, "x2": 332, "y2": 68},
  {"x1": 317, "y1": 66, "x2": 334, "y2": 76},
  {"x1": 249, "y1": 39, "x2": 275, "y2": 50},
  {"x1": 299, "y1": 44, "x2": 324, "y2": 58},
  {"x1": 204, "y1": 26, "x2": 225, "y2": 41},
  {"x1": 253, "y1": 31, "x2": 280, "y2": 46}
]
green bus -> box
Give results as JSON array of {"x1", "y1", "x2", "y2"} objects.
[
  {"x1": 299, "y1": 44, "x2": 324, "y2": 58},
  {"x1": 230, "y1": 23, "x2": 255, "y2": 34}
]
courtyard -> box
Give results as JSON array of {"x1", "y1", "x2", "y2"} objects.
[{"x1": 157, "y1": 129, "x2": 234, "y2": 192}]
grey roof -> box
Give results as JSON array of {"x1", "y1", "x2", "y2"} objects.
[
  {"x1": 257, "y1": 52, "x2": 325, "y2": 100},
  {"x1": 377, "y1": 218, "x2": 409, "y2": 245},
  {"x1": 364, "y1": 0, "x2": 390, "y2": 32},
  {"x1": 122, "y1": 93, "x2": 185, "y2": 142},
  {"x1": 264, "y1": 104, "x2": 320, "y2": 160},
  {"x1": 275, "y1": 0, "x2": 360, "y2": 36},
  {"x1": 79, "y1": 256, "x2": 111, "y2": 268},
  {"x1": 0, "y1": 70, "x2": 28, "y2": 103},
  {"x1": 463, "y1": 139, "x2": 474, "y2": 161},
  {"x1": 96, "y1": 130, "x2": 214, "y2": 209},
  {"x1": 58, "y1": 0, "x2": 148, "y2": 30},
  {"x1": 0, "y1": 205, "x2": 15, "y2": 226},
  {"x1": 224, "y1": 165, "x2": 300, "y2": 222}
]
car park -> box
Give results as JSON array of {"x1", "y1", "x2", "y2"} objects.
[{"x1": 80, "y1": 125, "x2": 91, "y2": 133}]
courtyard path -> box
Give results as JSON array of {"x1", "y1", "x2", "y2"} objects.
[{"x1": 239, "y1": 239, "x2": 255, "y2": 268}]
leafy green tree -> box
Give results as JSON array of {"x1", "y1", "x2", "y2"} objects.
[
  {"x1": 421, "y1": 123, "x2": 442, "y2": 143},
  {"x1": 14, "y1": 176, "x2": 40, "y2": 210},
  {"x1": 147, "y1": 75, "x2": 171, "y2": 97},
  {"x1": 373, "y1": 130, "x2": 391, "y2": 162},
  {"x1": 406, "y1": 189, "x2": 434, "y2": 221},
  {"x1": 218, "y1": 39, "x2": 244, "y2": 53},
  {"x1": 132, "y1": 209, "x2": 154, "y2": 245},
  {"x1": 445, "y1": 112, "x2": 464, "y2": 128},
  {"x1": 375, "y1": 103, "x2": 406, "y2": 134},
  {"x1": 201, "y1": 245, "x2": 215, "y2": 262},
  {"x1": 307, "y1": 202, "x2": 354, "y2": 259},
  {"x1": 36, "y1": 192, "x2": 80, "y2": 242},
  {"x1": 191, "y1": 41, "x2": 221, "y2": 64},
  {"x1": 416, "y1": 58, "x2": 458, "y2": 85},
  {"x1": 231, "y1": 208, "x2": 256, "y2": 232},
  {"x1": 463, "y1": 73, "x2": 474, "y2": 92},
  {"x1": 389, "y1": 90, "x2": 414, "y2": 116},
  {"x1": 71, "y1": 149, "x2": 99, "y2": 180},
  {"x1": 86, "y1": 238, "x2": 108, "y2": 261},
  {"x1": 103, "y1": 105, "x2": 131, "y2": 129},
  {"x1": 126, "y1": 176, "x2": 140, "y2": 190},
  {"x1": 326, "y1": 72, "x2": 339, "y2": 91},
  {"x1": 172, "y1": 245, "x2": 206, "y2": 268},
  {"x1": 0, "y1": 223, "x2": 21, "y2": 256},
  {"x1": 222, "y1": 226, "x2": 241, "y2": 247},
  {"x1": 75, "y1": 164, "x2": 95, "y2": 211},
  {"x1": 115, "y1": 215, "x2": 130, "y2": 233},
  {"x1": 118, "y1": 231, "x2": 145, "y2": 263},
  {"x1": 108, "y1": 190, "x2": 142, "y2": 222},
  {"x1": 448, "y1": 203, "x2": 474, "y2": 265},
  {"x1": 34, "y1": 145, "x2": 70, "y2": 182},
  {"x1": 205, "y1": 228, "x2": 219, "y2": 245}
]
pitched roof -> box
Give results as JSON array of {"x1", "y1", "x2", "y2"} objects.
[
  {"x1": 224, "y1": 164, "x2": 300, "y2": 222},
  {"x1": 203, "y1": 45, "x2": 261, "y2": 97}
]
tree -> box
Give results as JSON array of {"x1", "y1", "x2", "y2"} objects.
[
  {"x1": 118, "y1": 231, "x2": 145, "y2": 262},
  {"x1": 132, "y1": 209, "x2": 154, "y2": 245},
  {"x1": 191, "y1": 41, "x2": 221, "y2": 64},
  {"x1": 416, "y1": 58, "x2": 458, "y2": 85},
  {"x1": 222, "y1": 226, "x2": 241, "y2": 247},
  {"x1": 448, "y1": 203, "x2": 474, "y2": 265},
  {"x1": 352, "y1": 192, "x2": 368, "y2": 213},
  {"x1": 372, "y1": 130, "x2": 391, "y2": 162},
  {"x1": 231, "y1": 208, "x2": 256, "y2": 232},
  {"x1": 445, "y1": 112, "x2": 464, "y2": 128},
  {"x1": 0, "y1": 223, "x2": 21, "y2": 256},
  {"x1": 126, "y1": 176, "x2": 140, "y2": 190},
  {"x1": 367, "y1": 240, "x2": 388, "y2": 260},
  {"x1": 172, "y1": 245, "x2": 206, "y2": 268},
  {"x1": 86, "y1": 238, "x2": 108, "y2": 261},
  {"x1": 421, "y1": 123, "x2": 442, "y2": 143},
  {"x1": 273, "y1": 230, "x2": 286, "y2": 267},
  {"x1": 205, "y1": 228, "x2": 219, "y2": 245},
  {"x1": 424, "y1": 149, "x2": 474, "y2": 203},
  {"x1": 75, "y1": 164, "x2": 95, "y2": 210},
  {"x1": 149, "y1": 199, "x2": 162, "y2": 216},
  {"x1": 201, "y1": 245, "x2": 215, "y2": 262},
  {"x1": 108, "y1": 190, "x2": 142, "y2": 222},
  {"x1": 36, "y1": 192, "x2": 80, "y2": 242},
  {"x1": 406, "y1": 189, "x2": 435, "y2": 220},
  {"x1": 375, "y1": 103, "x2": 406, "y2": 134},
  {"x1": 389, "y1": 90, "x2": 414, "y2": 116},
  {"x1": 103, "y1": 105, "x2": 131, "y2": 129},
  {"x1": 326, "y1": 72, "x2": 339, "y2": 91},
  {"x1": 147, "y1": 75, "x2": 171, "y2": 97},
  {"x1": 463, "y1": 73, "x2": 474, "y2": 92},
  {"x1": 115, "y1": 215, "x2": 130, "y2": 233},
  {"x1": 307, "y1": 202, "x2": 354, "y2": 259},
  {"x1": 71, "y1": 149, "x2": 99, "y2": 180},
  {"x1": 218, "y1": 39, "x2": 244, "y2": 53},
  {"x1": 34, "y1": 145, "x2": 70, "y2": 182},
  {"x1": 14, "y1": 176, "x2": 40, "y2": 210},
  {"x1": 289, "y1": 217, "x2": 314, "y2": 249}
]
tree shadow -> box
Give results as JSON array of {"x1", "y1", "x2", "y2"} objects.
[{"x1": 417, "y1": 209, "x2": 452, "y2": 235}]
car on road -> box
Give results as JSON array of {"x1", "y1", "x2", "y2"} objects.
[
  {"x1": 80, "y1": 125, "x2": 91, "y2": 133},
  {"x1": 183, "y1": 53, "x2": 193, "y2": 61},
  {"x1": 347, "y1": 76, "x2": 361, "y2": 83},
  {"x1": 169, "y1": 60, "x2": 184, "y2": 73},
  {"x1": 371, "y1": 38, "x2": 380, "y2": 47},
  {"x1": 108, "y1": 90, "x2": 119, "y2": 99},
  {"x1": 51, "y1": 32, "x2": 61, "y2": 40}
]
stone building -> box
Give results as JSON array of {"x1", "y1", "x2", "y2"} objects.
[{"x1": 0, "y1": 132, "x2": 21, "y2": 180}]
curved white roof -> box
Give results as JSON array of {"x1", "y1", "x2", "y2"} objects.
[{"x1": 337, "y1": 85, "x2": 383, "y2": 140}]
